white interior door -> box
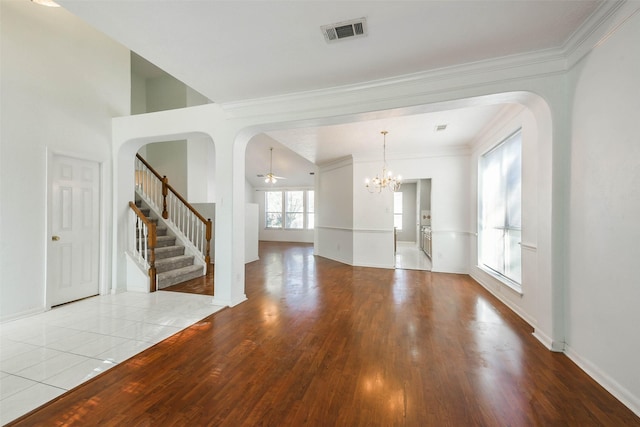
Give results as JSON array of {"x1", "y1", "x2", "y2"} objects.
[{"x1": 48, "y1": 154, "x2": 100, "y2": 306}]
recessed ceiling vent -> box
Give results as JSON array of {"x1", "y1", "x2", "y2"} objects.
[{"x1": 321, "y1": 17, "x2": 367, "y2": 43}]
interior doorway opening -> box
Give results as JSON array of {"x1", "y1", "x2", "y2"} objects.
[{"x1": 395, "y1": 178, "x2": 432, "y2": 271}]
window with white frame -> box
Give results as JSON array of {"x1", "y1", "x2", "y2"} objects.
[
  {"x1": 306, "y1": 191, "x2": 315, "y2": 229},
  {"x1": 285, "y1": 191, "x2": 304, "y2": 229},
  {"x1": 265, "y1": 191, "x2": 283, "y2": 228},
  {"x1": 394, "y1": 192, "x2": 403, "y2": 231},
  {"x1": 478, "y1": 129, "x2": 522, "y2": 288},
  {"x1": 265, "y1": 190, "x2": 315, "y2": 230}
]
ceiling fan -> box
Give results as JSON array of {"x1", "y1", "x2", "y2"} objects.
[{"x1": 258, "y1": 147, "x2": 286, "y2": 184}]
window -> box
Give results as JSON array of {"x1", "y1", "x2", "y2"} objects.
[
  {"x1": 265, "y1": 190, "x2": 315, "y2": 230},
  {"x1": 479, "y1": 129, "x2": 522, "y2": 288},
  {"x1": 306, "y1": 191, "x2": 315, "y2": 229},
  {"x1": 285, "y1": 191, "x2": 304, "y2": 229},
  {"x1": 265, "y1": 191, "x2": 283, "y2": 228},
  {"x1": 394, "y1": 192, "x2": 403, "y2": 230}
]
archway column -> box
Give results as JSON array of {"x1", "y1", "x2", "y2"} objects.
[{"x1": 210, "y1": 125, "x2": 247, "y2": 307}]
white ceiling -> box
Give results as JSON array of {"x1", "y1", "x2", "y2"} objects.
[{"x1": 59, "y1": 0, "x2": 605, "y2": 188}]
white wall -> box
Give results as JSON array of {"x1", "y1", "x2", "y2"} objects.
[
  {"x1": 131, "y1": 66, "x2": 147, "y2": 114},
  {"x1": 565, "y1": 11, "x2": 640, "y2": 414},
  {"x1": 146, "y1": 75, "x2": 186, "y2": 113},
  {"x1": 145, "y1": 140, "x2": 188, "y2": 196},
  {"x1": 316, "y1": 158, "x2": 354, "y2": 265},
  {"x1": 187, "y1": 136, "x2": 216, "y2": 203},
  {"x1": 186, "y1": 88, "x2": 216, "y2": 203},
  {"x1": 0, "y1": 1, "x2": 130, "y2": 320},
  {"x1": 245, "y1": 203, "x2": 259, "y2": 263},
  {"x1": 397, "y1": 183, "x2": 417, "y2": 242},
  {"x1": 245, "y1": 179, "x2": 256, "y2": 204}
]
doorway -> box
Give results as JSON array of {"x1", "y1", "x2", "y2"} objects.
[
  {"x1": 47, "y1": 154, "x2": 101, "y2": 306},
  {"x1": 395, "y1": 179, "x2": 432, "y2": 271}
]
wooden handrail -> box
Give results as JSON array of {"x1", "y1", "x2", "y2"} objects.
[
  {"x1": 136, "y1": 153, "x2": 208, "y2": 223},
  {"x1": 136, "y1": 154, "x2": 163, "y2": 181},
  {"x1": 129, "y1": 201, "x2": 157, "y2": 292}
]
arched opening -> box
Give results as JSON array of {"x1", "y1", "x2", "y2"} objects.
[
  {"x1": 113, "y1": 130, "x2": 217, "y2": 294},
  {"x1": 235, "y1": 89, "x2": 556, "y2": 347}
]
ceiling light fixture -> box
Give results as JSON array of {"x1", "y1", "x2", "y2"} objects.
[
  {"x1": 365, "y1": 131, "x2": 402, "y2": 193},
  {"x1": 31, "y1": 0, "x2": 60, "y2": 7},
  {"x1": 264, "y1": 147, "x2": 283, "y2": 184}
]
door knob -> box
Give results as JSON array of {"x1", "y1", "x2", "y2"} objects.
[{"x1": 52, "y1": 235, "x2": 60, "y2": 241}]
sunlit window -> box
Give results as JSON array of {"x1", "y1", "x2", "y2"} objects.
[
  {"x1": 285, "y1": 191, "x2": 304, "y2": 229},
  {"x1": 265, "y1": 191, "x2": 283, "y2": 229},
  {"x1": 394, "y1": 192, "x2": 403, "y2": 231},
  {"x1": 479, "y1": 129, "x2": 522, "y2": 288},
  {"x1": 306, "y1": 191, "x2": 315, "y2": 230},
  {"x1": 265, "y1": 190, "x2": 315, "y2": 230}
]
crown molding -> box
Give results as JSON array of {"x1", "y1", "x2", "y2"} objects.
[
  {"x1": 472, "y1": 104, "x2": 526, "y2": 149},
  {"x1": 220, "y1": 49, "x2": 567, "y2": 120},
  {"x1": 354, "y1": 144, "x2": 471, "y2": 164},
  {"x1": 564, "y1": 0, "x2": 635, "y2": 69},
  {"x1": 220, "y1": 0, "x2": 634, "y2": 121},
  {"x1": 318, "y1": 155, "x2": 353, "y2": 172}
]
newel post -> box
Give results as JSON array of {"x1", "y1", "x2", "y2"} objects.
[
  {"x1": 205, "y1": 218, "x2": 212, "y2": 274},
  {"x1": 161, "y1": 175, "x2": 169, "y2": 219},
  {"x1": 148, "y1": 222, "x2": 157, "y2": 292}
]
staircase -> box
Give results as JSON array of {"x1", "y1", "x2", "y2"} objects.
[{"x1": 136, "y1": 200, "x2": 204, "y2": 288}]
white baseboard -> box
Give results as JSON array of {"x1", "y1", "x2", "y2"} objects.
[
  {"x1": 469, "y1": 271, "x2": 537, "y2": 327},
  {"x1": 532, "y1": 329, "x2": 565, "y2": 352},
  {"x1": 0, "y1": 307, "x2": 45, "y2": 324},
  {"x1": 564, "y1": 344, "x2": 640, "y2": 418},
  {"x1": 211, "y1": 295, "x2": 247, "y2": 308}
]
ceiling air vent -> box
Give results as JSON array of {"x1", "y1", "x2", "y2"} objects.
[{"x1": 321, "y1": 17, "x2": 367, "y2": 43}]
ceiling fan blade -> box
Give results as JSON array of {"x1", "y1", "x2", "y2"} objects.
[{"x1": 258, "y1": 173, "x2": 286, "y2": 179}]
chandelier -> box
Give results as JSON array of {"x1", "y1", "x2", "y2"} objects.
[{"x1": 365, "y1": 131, "x2": 402, "y2": 193}]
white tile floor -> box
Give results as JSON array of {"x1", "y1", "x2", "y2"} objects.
[
  {"x1": 395, "y1": 241, "x2": 432, "y2": 271},
  {"x1": 0, "y1": 291, "x2": 224, "y2": 425}
]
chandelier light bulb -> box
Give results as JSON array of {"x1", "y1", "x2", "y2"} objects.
[
  {"x1": 31, "y1": 0, "x2": 60, "y2": 6},
  {"x1": 365, "y1": 131, "x2": 402, "y2": 193}
]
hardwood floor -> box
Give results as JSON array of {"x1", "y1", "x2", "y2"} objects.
[
  {"x1": 163, "y1": 266, "x2": 214, "y2": 296},
  {"x1": 9, "y1": 242, "x2": 640, "y2": 426}
]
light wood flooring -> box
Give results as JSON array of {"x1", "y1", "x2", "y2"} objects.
[{"x1": 8, "y1": 241, "x2": 640, "y2": 426}]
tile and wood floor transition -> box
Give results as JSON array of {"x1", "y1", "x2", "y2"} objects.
[
  {"x1": 0, "y1": 289, "x2": 222, "y2": 425},
  {"x1": 2, "y1": 242, "x2": 639, "y2": 426},
  {"x1": 395, "y1": 241, "x2": 432, "y2": 271}
]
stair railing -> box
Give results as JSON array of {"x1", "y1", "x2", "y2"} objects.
[
  {"x1": 128, "y1": 201, "x2": 157, "y2": 292},
  {"x1": 135, "y1": 155, "x2": 168, "y2": 219},
  {"x1": 134, "y1": 154, "x2": 212, "y2": 272}
]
